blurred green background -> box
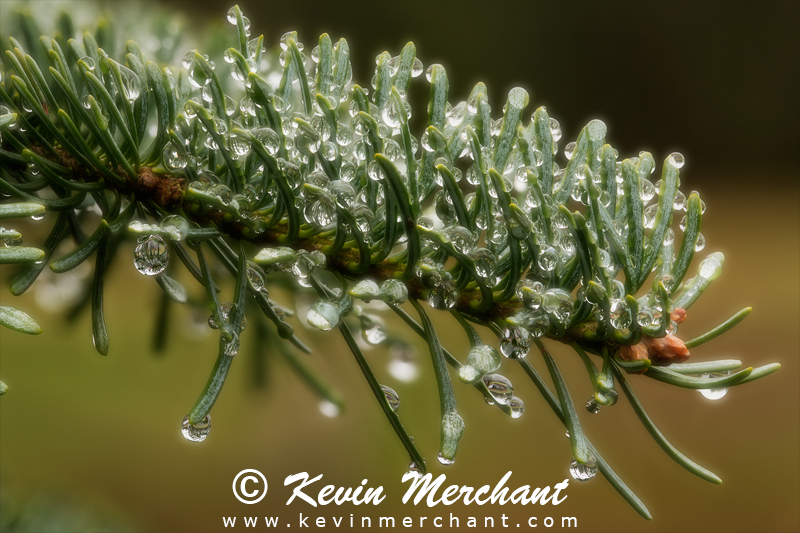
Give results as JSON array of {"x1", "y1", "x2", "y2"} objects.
[{"x1": 1, "y1": 1, "x2": 798, "y2": 532}]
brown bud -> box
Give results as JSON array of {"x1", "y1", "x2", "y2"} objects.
[
  {"x1": 646, "y1": 335, "x2": 690, "y2": 366},
  {"x1": 671, "y1": 308, "x2": 687, "y2": 325}
]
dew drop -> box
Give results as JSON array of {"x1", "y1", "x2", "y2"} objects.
[
  {"x1": 307, "y1": 300, "x2": 340, "y2": 330},
  {"x1": 667, "y1": 152, "x2": 685, "y2": 168},
  {"x1": 318, "y1": 400, "x2": 340, "y2": 417},
  {"x1": 361, "y1": 320, "x2": 387, "y2": 345},
  {"x1": 537, "y1": 247, "x2": 558, "y2": 272},
  {"x1": 673, "y1": 190, "x2": 686, "y2": 211},
  {"x1": 699, "y1": 372, "x2": 729, "y2": 400},
  {"x1": 564, "y1": 142, "x2": 576, "y2": 161},
  {"x1": 569, "y1": 458, "x2": 597, "y2": 481},
  {"x1": 499, "y1": 326, "x2": 531, "y2": 359},
  {"x1": 586, "y1": 398, "x2": 601, "y2": 414},
  {"x1": 437, "y1": 453, "x2": 455, "y2": 466},
  {"x1": 482, "y1": 373, "x2": 514, "y2": 405},
  {"x1": 79, "y1": 56, "x2": 95, "y2": 71},
  {"x1": 381, "y1": 385, "x2": 400, "y2": 412},
  {"x1": 110, "y1": 66, "x2": 138, "y2": 105},
  {"x1": 133, "y1": 235, "x2": 168, "y2": 276},
  {"x1": 411, "y1": 58, "x2": 424, "y2": 78},
  {"x1": 694, "y1": 232, "x2": 705, "y2": 252},
  {"x1": 181, "y1": 414, "x2": 211, "y2": 442},
  {"x1": 508, "y1": 396, "x2": 525, "y2": 418}
]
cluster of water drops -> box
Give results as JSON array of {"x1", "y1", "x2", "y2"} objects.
[{"x1": 59, "y1": 4, "x2": 721, "y2": 451}]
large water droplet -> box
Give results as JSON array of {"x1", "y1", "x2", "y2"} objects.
[
  {"x1": 667, "y1": 152, "x2": 685, "y2": 169},
  {"x1": 442, "y1": 226, "x2": 476, "y2": 255},
  {"x1": 361, "y1": 319, "x2": 387, "y2": 345},
  {"x1": 182, "y1": 414, "x2": 211, "y2": 442},
  {"x1": 564, "y1": 142, "x2": 576, "y2": 161},
  {"x1": 307, "y1": 300, "x2": 340, "y2": 330},
  {"x1": 318, "y1": 400, "x2": 340, "y2": 417},
  {"x1": 508, "y1": 396, "x2": 525, "y2": 418},
  {"x1": 208, "y1": 303, "x2": 247, "y2": 332},
  {"x1": 482, "y1": 373, "x2": 513, "y2": 405},
  {"x1": 133, "y1": 235, "x2": 168, "y2": 276},
  {"x1": 381, "y1": 385, "x2": 400, "y2": 412},
  {"x1": 569, "y1": 458, "x2": 597, "y2": 481},
  {"x1": 538, "y1": 247, "x2": 558, "y2": 272},
  {"x1": 425, "y1": 281, "x2": 458, "y2": 310},
  {"x1": 379, "y1": 279, "x2": 408, "y2": 305},
  {"x1": 499, "y1": 326, "x2": 531, "y2": 359},
  {"x1": 388, "y1": 343, "x2": 419, "y2": 383},
  {"x1": 437, "y1": 452, "x2": 455, "y2": 466},
  {"x1": 411, "y1": 58, "x2": 424, "y2": 78},
  {"x1": 446, "y1": 101, "x2": 467, "y2": 127},
  {"x1": 160, "y1": 215, "x2": 190, "y2": 240},
  {"x1": 586, "y1": 398, "x2": 601, "y2": 414},
  {"x1": 694, "y1": 232, "x2": 705, "y2": 252},
  {"x1": 699, "y1": 372, "x2": 729, "y2": 400}
]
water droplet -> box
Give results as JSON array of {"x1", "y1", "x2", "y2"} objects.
[
  {"x1": 114, "y1": 63, "x2": 141, "y2": 102},
  {"x1": 500, "y1": 326, "x2": 531, "y2": 359},
  {"x1": 379, "y1": 279, "x2": 408, "y2": 305},
  {"x1": 471, "y1": 248, "x2": 497, "y2": 279},
  {"x1": 508, "y1": 396, "x2": 525, "y2": 418},
  {"x1": 406, "y1": 460, "x2": 425, "y2": 479},
  {"x1": 307, "y1": 300, "x2": 340, "y2": 330},
  {"x1": 609, "y1": 299, "x2": 631, "y2": 329},
  {"x1": 318, "y1": 400, "x2": 340, "y2": 417},
  {"x1": 381, "y1": 100, "x2": 403, "y2": 128},
  {"x1": 699, "y1": 372, "x2": 729, "y2": 400},
  {"x1": 482, "y1": 373, "x2": 514, "y2": 405},
  {"x1": 640, "y1": 179, "x2": 656, "y2": 202},
  {"x1": 635, "y1": 307, "x2": 653, "y2": 327},
  {"x1": 548, "y1": 117, "x2": 562, "y2": 141},
  {"x1": 569, "y1": 459, "x2": 597, "y2": 481},
  {"x1": 437, "y1": 452, "x2": 455, "y2": 466},
  {"x1": 425, "y1": 281, "x2": 458, "y2": 310},
  {"x1": 279, "y1": 31, "x2": 297, "y2": 51},
  {"x1": 644, "y1": 204, "x2": 659, "y2": 229},
  {"x1": 250, "y1": 127, "x2": 279, "y2": 156},
  {"x1": 381, "y1": 385, "x2": 400, "y2": 412},
  {"x1": 673, "y1": 190, "x2": 686, "y2": 211},
  {"x1": 446, "y1": 101, "x2": 467, "y2": 127},
  {"x1": 304, "y1": 194, "x2": 337, "y2": 227},
  {"x1": 226, "y1": 7, "x2": 238, "y2": 24},
  {"x1": 664, "y1": 227, "x2": 674, "y2": 245},
  {"x1": 383, "y1": 139, "x2": 402, "y2": 162},
  {"x1": 538, "y1": 247, "x2": 558, "y2": 271},
  {"x1": 133, "y1": 235, "x2": 168, "y2": 275},
  {"x1": 208, "y1": 303, "x2": 247, "y2": 332},
  {"x1": 442, "y1": 226, "x2": 476, "y2": 255},
  {"x1": 667, "y1": 152, "x2": 685, "y2": 168},
  {"x1": 247, "y1": 264, "x2": 267, "y2": 293},
  {"x1": 181, "y1": 414, "x2": 211, "y2": 442},
  {"x1": 388, "y1": 344, "x2": 419, "y2": 382},
  {"x1": 361, "y1": 319, "x2": 387, "y2": 345},
  {"x1": 79, "y1": 56, "x2": 95, "y2": 71},
  {"x1": 694, "y1": 232, "x2": 705, "y2": 252},
  {"x1": 656, "y1": 273, "x2": 675, "y2": 293},
  {"x1": 516, "y1": 279, "x2": 544, "y2": 309},
  {"x1": 425, "y1": 64, "x2": 434, "y2": 82},
  {"x1": 564, "y1": 142, "x2": 576, "y2": 161},
  {"x1": 586, "y1": 398, "x2": 601, "y2": 414},
  {"x1": 410, "y1": 58, "x2": 424, "y2": 78},
  {"x1": 160, "y1": 215, "x2": 190, "y2": 240}
]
